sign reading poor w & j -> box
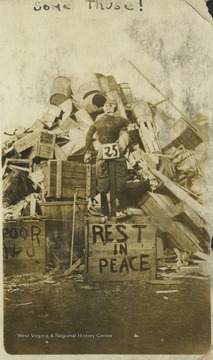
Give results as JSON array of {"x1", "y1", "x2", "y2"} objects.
[{"x1": 85, "y1": 217, "x2": 156, "y2": 282}]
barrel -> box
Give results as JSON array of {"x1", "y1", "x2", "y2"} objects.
[
  {"x1": 78, "y1": 81, "x2": 102, "y2": 100},
  {"x1": 83, "y1": 93, "x2": 107, "y2": 114},
  {"x1": 50, "y1": 76, "x2": 72, "y2": 106},
  {"x1": 132, "y1": 102, "x2": 161, "y2": 153},
  {"x1": 118, "y1": 83, "x2": 133, "y2": 106},
  {"x1": 98, "y1": 75, "x2": 119, "y2": 93}
]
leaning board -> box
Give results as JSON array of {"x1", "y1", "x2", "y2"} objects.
[{"x1": 85, "y1": 218, "x2": 156, "y2": 282}]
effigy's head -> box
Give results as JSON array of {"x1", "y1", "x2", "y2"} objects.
[{"x1": 103, "y1": 99, "x2": 118, "y2": 114}]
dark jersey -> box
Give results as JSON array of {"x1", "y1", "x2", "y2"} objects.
[{"x1": 85, "y1": 114, "x2": 136, "y2": 151}]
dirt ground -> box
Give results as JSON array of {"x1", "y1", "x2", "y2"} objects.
[{"x1": 3, "y1": 271, "x2": 211, "y2": 356}]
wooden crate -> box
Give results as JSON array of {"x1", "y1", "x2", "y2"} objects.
[
  {"x1": 3, "y1": 220, "x2": 46, "y2": 276},
  {"x1": 42, "y1": 160, "x2": 96, "y2": 199},
  {"x1": 13, "y1": 129, "x2": 56, "y2": 158},
  {"x1": 85, "y1": 218, "x2": 156, "y2": 282}
]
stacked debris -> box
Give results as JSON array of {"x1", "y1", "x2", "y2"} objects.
[{"x1": 2, "y1": 71, "x2": 210, "y2": 276}]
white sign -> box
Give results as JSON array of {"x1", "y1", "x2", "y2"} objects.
[{"x1": 102, "y1": 143, "x2": 120, "y2": 159}]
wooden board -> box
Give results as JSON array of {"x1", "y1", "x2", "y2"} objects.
[
  {"x1": 151, "y1": 169, "x2": 208, "y2": 222},
  {"x1": 172, "y1": 201, "x2": 210, "y2": 247},
  {"x1": 139, "y1": 192, "x2": 204, "y2": 253},
  {"x1": 85, "y1": 218, "x2": 156, "y2": 282},
  {"x1": 3, "y1": 220, "x2": 45, "y2": 276}
]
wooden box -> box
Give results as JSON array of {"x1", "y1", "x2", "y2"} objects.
[
  {"x1": 41, "y1": 160, "x2": 96, "y2": 199},
  {"x1": 85, "y1": 218, "x2": 157, "y2": 282},
  {"x1": 3, "y1": 220, "x2": 46, "y2": 276},
  {"x1": 28, "y1": 131, "x2": 56, "y2": 159},
  {"x1": 13, "y1": 129, "x2": 56, "y2": 158}
]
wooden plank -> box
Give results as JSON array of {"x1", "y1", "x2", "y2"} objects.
[
  {"x1": 87, "y1": 220, "x2": 154, "y2": 243},
  {"x1": 151, "y1": 169, "x2": 208, "y2": 222},
  {"x1": 46, "y1": 161, "x2": 56, "y2": 197},
  {"x1": 88, "y1": 242, "x2": 155, "y2": 252},
  {"x1": 109, "y1": 161, "x2": 116, "y2": 217},
  {"x1": 56, "y1": 160, "x2": 63, "y2": 198},
  {"x1": 193, "y1": 251, "x2": 211, "y2": 261},
  {"x1": 4, "y1": 261, "x2": 45, "y2": 277},
  {"x1": 172, "y1": 201, "x2": 210, "y2": 247},
  {"x1": 64, "y1": 258, "x2": 82, "y2": 275},
  {"x1": 30, "y1": 194, "x2": 37, "y2": 217},
  {"x1": 39, "y1": 201, "x2": 87, "y2": 220},
  {"x1": 8, "y1": 165, "x2": 30, "y2": 172},
  {"x1": 4, "y1": 158, "x2": 31, "y2": 164},
  {"x1": 139, "y1": 192, "x2": 204, "y2": 253},
  {"x1": 172, "y1": 201, "x2": 206, "y2": 228},
  {"x1": 86, "y1": 165, "x2": 92, "y2": 198}
]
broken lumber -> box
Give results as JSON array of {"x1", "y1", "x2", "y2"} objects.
[
  {"x1": 139, "y1": 192, "x2": 204, "y2": 253},
  {"x1": 64, "y1": 258, "x2": 82, "y2": 276},
  {"x1": 172, "y1": 201, "x2": 210, "y2": 248},
  {"x1": 151, "y1": 169, "x2": 209, "y2": 222}
]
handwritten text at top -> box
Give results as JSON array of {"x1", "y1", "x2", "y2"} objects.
[{"x1": 33, "y1": 1, "x2": 143, "y2": 11}]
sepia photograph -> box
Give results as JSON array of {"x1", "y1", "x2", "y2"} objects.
[{"x1": 1, "y1": 0, "x2": 213, "y2": 358}]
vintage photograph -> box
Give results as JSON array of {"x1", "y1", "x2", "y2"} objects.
[{"x1": 1, "y1": 0, "x2": 213, "y2": 357}]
